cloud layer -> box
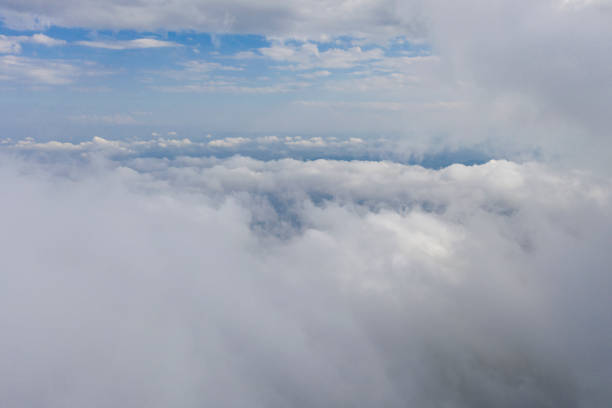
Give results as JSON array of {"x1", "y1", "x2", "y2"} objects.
[
  {"x1": 1, "y1": 2, "x2": 612, "y2": 406},
  {"x1": 1, "y1": 151, "x2": 611, "y2": 407},
  {"x1": 0, "y1": 0, "x2": 425, "y2": 40}
]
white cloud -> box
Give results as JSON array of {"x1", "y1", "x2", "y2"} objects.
[
  {"x1": 258, "y1": 43, "x2": 385, "y2": 70},
  {"x1": 229, "y1": 50, "x2": 260, "y2": 59},
  {"x1": 0, "y1": 152, "x2": 611, "y2": 406},
  {"x1": 76, "y1": 38, "x2": 180, "y2": 50},
  {"x1": 256, "y1": 135, "x2": 281, "y2": 143},
  {"x1": 158, "y1": 60, "x2": 246, "y2": 82},
  {"x1": 29, "y1": 33, "x2": 66, "y2": 46},
  {"x1": 327, "y1": 73, "x2": 420, "y2": 92},
  {"x1": 15, "y1": 139, "x2": 84, "y2": 151},
  {"x1": 0, "y1": 55, "x2": 79, "y2": 84},
  {"x1": 298, "y1": 70, "x2": 331, "y2": 79},
  {"x1": 0, "y1": 33, "x2": 65, "y2": 54},
  {"x1": 180, "y1": 60, "x2": 243, "y2": 72},
  {"x1": 208, "y1": 137, "x2": 248, "y2": 147},
  {"x1": 13, "y1": 136, "x2": 127, "y2": 152},
  {"x1": 285, "y1": 136, "x2": 326, "y2": 147}
]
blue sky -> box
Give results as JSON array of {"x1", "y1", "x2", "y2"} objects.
[
  {"x1": 1, "y1": 22, "x2": 440, "y2": 145},
  {"x1": 1, "y1": 0, "x2": 611, "y2": 168}
]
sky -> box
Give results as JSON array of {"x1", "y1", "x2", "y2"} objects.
[
  {"x1": 1, "y1": 0, "x2": 611, "y2": 167},
  {"x1": 1, "y1": 1, "x2": 612, "y2": 407}
]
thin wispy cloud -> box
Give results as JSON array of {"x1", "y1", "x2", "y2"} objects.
[
  {"x1": 76, "y1": 38, "x2": 181, "y2": 50},
  {"x1": 0, "y1": 55, "x2": 79, "y2": 84},
  {"x1": 0, "y1": 33, "x2": 65, "y2": 53}
]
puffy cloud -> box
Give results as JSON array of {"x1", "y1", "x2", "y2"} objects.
[{"x1": 0, "y1": 152, "x2": 611, "y2": 407}]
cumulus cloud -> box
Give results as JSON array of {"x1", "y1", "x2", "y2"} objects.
[{"x1": 0, "y1": 151, "x2": 611, "y2": 407}]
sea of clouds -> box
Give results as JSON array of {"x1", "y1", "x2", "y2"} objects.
[
  {"x1": 2, "y1": 0, "x2": 612, "y2": 406},
  {"x1": 1, "y1": 140, "x2": 611, "y2": 407}
]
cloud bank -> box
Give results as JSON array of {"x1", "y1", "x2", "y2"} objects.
[{"x1": 1, "y1": 151, "x2": 611, "y2": 407}]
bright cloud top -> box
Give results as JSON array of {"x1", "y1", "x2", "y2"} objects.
[{"x1": 1, "y1": 150, "x2": 611, "y2": 407}]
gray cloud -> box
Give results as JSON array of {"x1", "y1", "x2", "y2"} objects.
[
  {"x1": 0, "y1": 0, "x2": 426, "y2": 40},
  {"x1": 1, "y1": 151, "x2": 611, "y2": 407},
  {"x1": 425, "y1": 0, "x2": 612, "y2": 168}
]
